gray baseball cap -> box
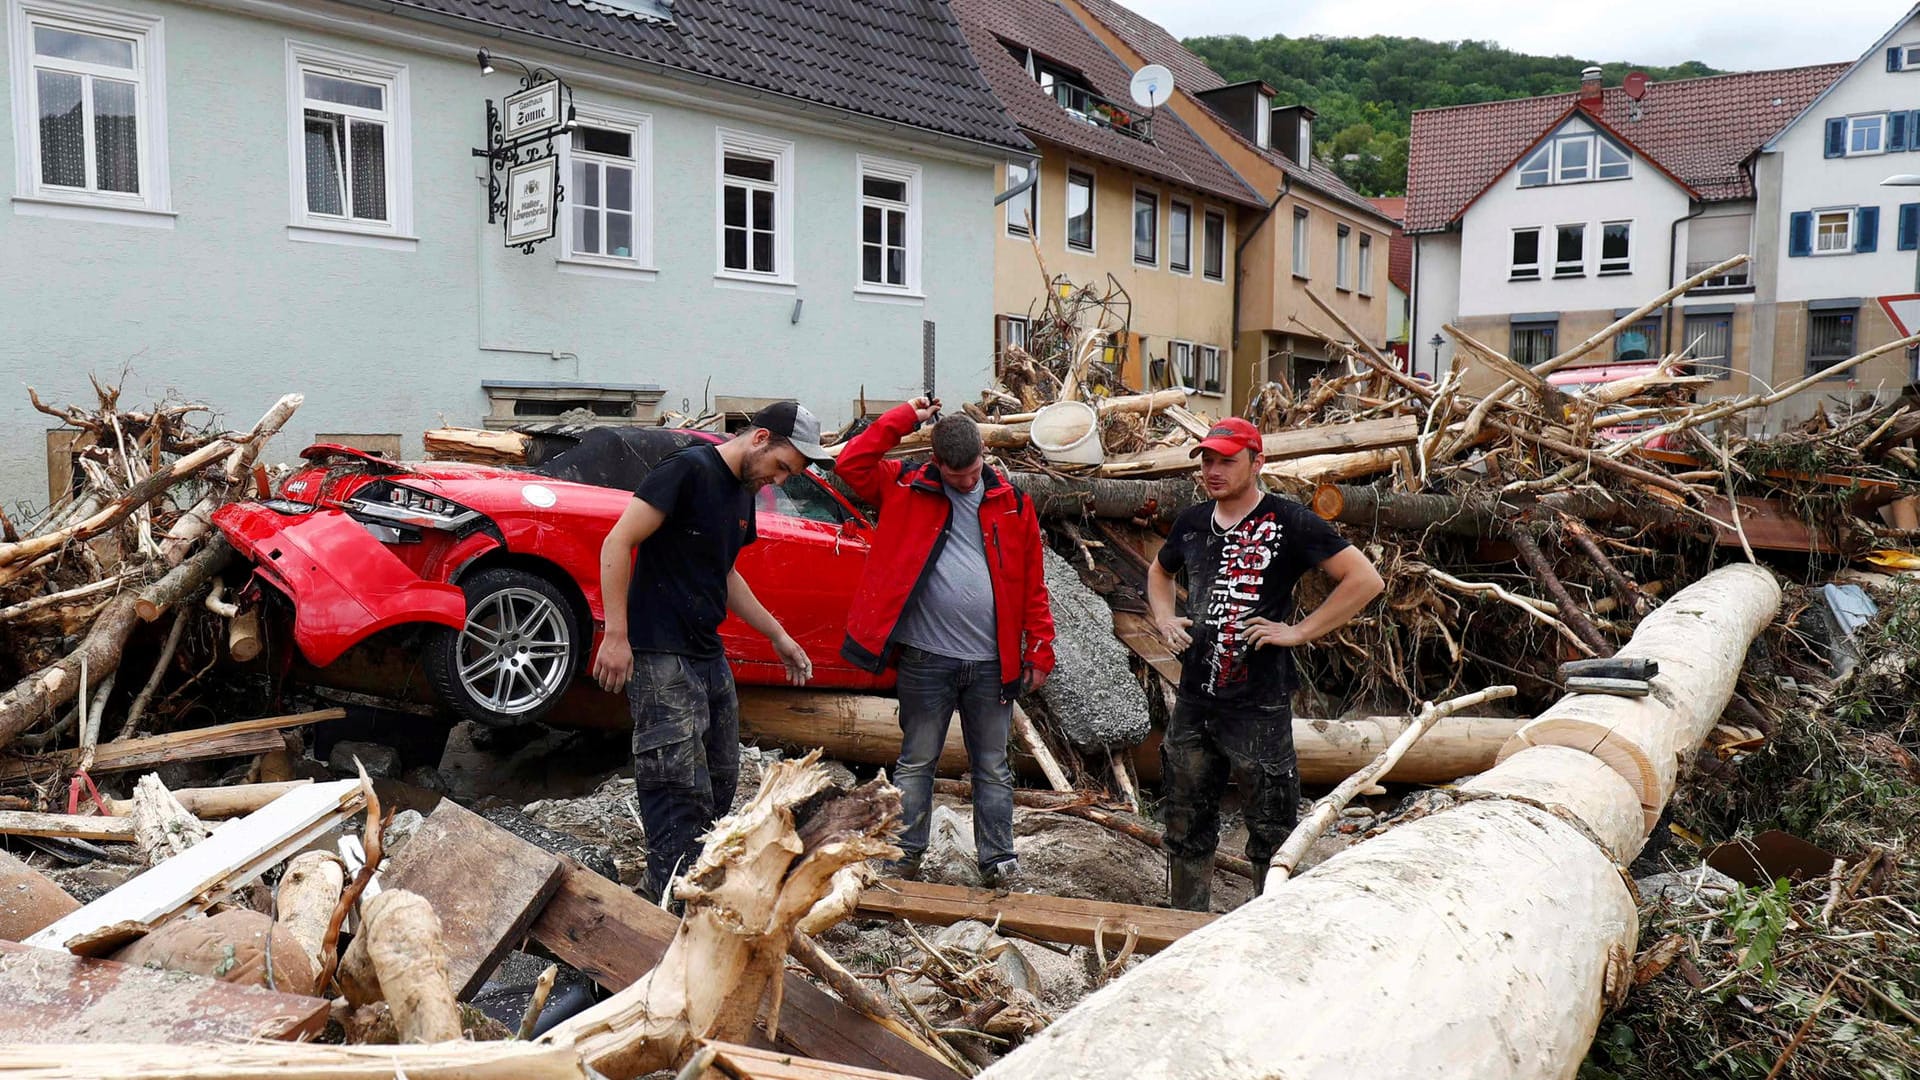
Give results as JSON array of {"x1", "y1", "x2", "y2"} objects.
[{"x1": 750, "y1": 400, "x2": 834, "y2": 466}]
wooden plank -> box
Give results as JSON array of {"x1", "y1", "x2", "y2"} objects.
[
  {"x1": 1700, "y1": 495, "x2": 1834, "y2": 554},
  {"x1": 25, "y1": 780, "x2": 365, "y2": 952},
  {"x1": 1633, "y1": 446, "x2": 1904, "y2": 497},
  {"x1": 0, "y1": 810, "x2": 134, "y2": 842},
  {"x1": 530, "y1": 854, "x2": 960, "y2": 1080},
  {"x1": 0, "y1": 940, "x2": 328, "y2": 1043},
  {"x1": 1099, "y1": 415, "x2": 1418, "y2": 478},
  {"x1": 702, "y1": 1042, "x2": 919, "y2": 1080},
  {"x1": 0, "y1": 709, "x2": 343, "y2": 786},
  {"x1": 379, "y1": 797, "x2": 564, "y2": 999},
  {"x1": 855, "y1": 879, "x2": 1214, "y2": 954},
  {"x1": 1110, "y1": 611, "x2": 1182, "y2": 685}
]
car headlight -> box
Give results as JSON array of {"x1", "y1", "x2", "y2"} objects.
[{"x1": 345, "y1": 482, "x2": 484, "y2": 534}]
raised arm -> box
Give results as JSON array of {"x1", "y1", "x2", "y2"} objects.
[
  {"x1": 833, "y1": 398, "x2": 935, "y2": 504},
  {"x1": 591, "y1": 497, "x2": 666, "y2": 692}
]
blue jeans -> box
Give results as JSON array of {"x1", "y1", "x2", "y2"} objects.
[
  {"x1": 893, "y1": 646, "x2": 1016, "y2": 872},
  {"x1": 628, "y1": 652, "x2": 740, "y2": 900}
]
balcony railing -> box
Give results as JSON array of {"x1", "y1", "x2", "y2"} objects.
[
  {"x1": 1047, "y1": 81, "x2": 1154, "y2": 142},
  {"x1": 1686, "y1": 258, "x2": 1751, "y2": 291}
]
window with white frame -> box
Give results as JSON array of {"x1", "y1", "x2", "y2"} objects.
[
  {"x1": 1511, "y1": 227, "x2": 1541, "y2": 280},
  {"x1": 287, "y1": 42, "x2": 410, "y2": 236},
  {"x1": 1169, "y1": 199, "x2": 1192, "y2": 273},
  {"x1": 1133, "y1": 188, "x2": 1158, "y2": 265},
  {"x1": 1198, "y1": 344, "x2": 1222, "y2": 394},
  {"x1": 1518, "y1": 131, "x2": 1631, "y2": 187},
  {"x1": 1066, "y1": 168, "x2": 1094, "y2": 251},
  {"x1": 1848, "y1": 114, "x2": 1886, "y2": 156},
  {"x1": 716, "y1": 128, "x2": 793, "y2": 280},
  {"x1": 1599, "y1": 221, "x2": 1631, "y2": 275},
  {"x1": 1291, "y1": 206, "x2": 1309, "y2": 276},
  {"x1": 10, "y1": 0, "x2": 168, "y2": 212},
  {"x1": 858, "y1": 156, "x2": 920, "y2": 291},
  {"x1": 1335, "y1": 223, "x2": 1352, "y2": 289},
  {"x1": 1005, "y1": 159, "x2": 1036, "y2": 237},
  {"x1": 1815, "y1": 209, "x2": 1852, "y2": 254},
  {"x1": 1899, "y1": 43, "x2": 1920, "y2": 69},
  {"x1": 1358, "y1": 233, "x2": 1373, "y2": 295},
  {"x1": 565, "y1": 106, "x2": 651, "y2": 265},
  {"x1": 1170, "y1": 340, "x2": 1194, "y2": 387},
  {"x1": 1203, "y1": 209, "x2": 1225, "y2": 281},
  {"x1": 1555, "y1": 223, "x2": 1585, "y2": 277}
]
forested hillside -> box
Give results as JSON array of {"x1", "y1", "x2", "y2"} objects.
[{"x1": 1184, "y1": 35, "x2": 1720, "y2": 196}]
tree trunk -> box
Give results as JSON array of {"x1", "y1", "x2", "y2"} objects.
[
  {"x1": 1312, "y1": 484, "x2": 1689, "y2": 537},
  {"x1": 336, "y1": 889, "x2": 463, "y2": 1044},
  {"x1": 423, "y1": 428, "x2": 529, "y2": 465},
  {"x1": 1499, "y1": 562, "x2": 1782, "y2": 835},
  {"x1": 0, "y1": 593, "x2": 141, "y2": 751},
  {"x1": 1004, "y1": 473, "x2": 1197, "y2": 526},
  {"x1": 983, "y1": 565, "x2": 1780, "y2": 1080},
  {"x1": 135, "y1": 535, "x2": 230, "y2": 621},
  {"x1": 274, "y1": 850, "x2": 345, "y2": 981}
]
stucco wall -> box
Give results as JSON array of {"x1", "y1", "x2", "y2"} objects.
[
  {"x1": 0, "y1": 0, "x2": 1001, "y2": 505},
  {"x1": 1411, "y1": 231, "x2": 1461, "y2": 378}
]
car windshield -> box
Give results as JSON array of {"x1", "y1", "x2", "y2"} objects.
[{"x1": 757, "y1": 472, "x2": 849, "y2": 525}]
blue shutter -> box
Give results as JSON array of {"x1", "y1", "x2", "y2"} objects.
[
  {"x1": 1892, "y1": 47, "x2": 1905, "y2": 72},
  {"x1": 1789, "y1": 211, "x2": 1813, "y2": 257},
  {"x1": 1895, "y1": 112, "x2": 1911, "y2": 152},
  {"x1": 1910, "y1": 110, "x2": 1920, "y2": 150},
  {"x1": 1856, "y1": 206, "x2": 1880, "y2": 253},
  {"x1": 1826, "y1": 118, "x2": 1847, "y2": 158},
  {"x1": 1901, "y1": 204, "x2": 1920, "y2": 251}
]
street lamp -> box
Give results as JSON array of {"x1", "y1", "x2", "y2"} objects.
[{"x1": 1428, "y1": 333, "x2": 1444, "y2": 376}]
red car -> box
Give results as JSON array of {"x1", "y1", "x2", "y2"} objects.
[{"x1": 212, "y1": 427, "x2": 885, "y2": 728}]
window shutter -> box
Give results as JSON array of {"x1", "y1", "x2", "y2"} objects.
[
  {"x1": 1911, "y1": 110, "x2": 1920, "y2": 150},
  {"x1": 1788, "y1": 211, "x2": 1813, "y2": 257},
  {"x1": 1825, "y1": 118, "x2": 1847, "y2": 158},
  {"x1": 1856, "y1": 206, "x2": 1880, "y2": 253},
  {"x1": 1895, "y1": 112, "x2": 1911, "y2": 152},
  {"x1": 1902, "y1": 204, "x2": 1920, "y2": 251},
  {"x1": 1891, "y1": 47, "x2": 1905, "y2": 72}
]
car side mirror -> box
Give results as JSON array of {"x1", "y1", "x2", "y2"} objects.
[{"x1": 838, "y1": 518, "x2": 859, "y2": 537}]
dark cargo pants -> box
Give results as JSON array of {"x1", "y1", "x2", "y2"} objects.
[
  {"x1": 1159, "y1": 696, "x2": 1301, "y2": 890},
  {"x1": 629, "y1": 651, "x2": 740, "y2": 900}
]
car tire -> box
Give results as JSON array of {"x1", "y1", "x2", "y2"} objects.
[{"x1": 427, "y1": 568, "x2": 582, "y2": 729}]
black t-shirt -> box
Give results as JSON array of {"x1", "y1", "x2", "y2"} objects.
[
  {"x1": 625, "y1": 444, "x2": 757, "y2": 659},
  {"x1": 1156, "y1": 493, "x2": 1351, "y2": 704}
]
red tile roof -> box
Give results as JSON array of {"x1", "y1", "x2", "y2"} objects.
[
  {"x1": 1405, "y1": 64, "x2": 1847, "y2": 234},
  {"x1": 1369, "y1": 198, "x2": 1413, "y2": 293},
  {"x1": 948, "y1": 0, "x2": 1260, "y2": 206}
]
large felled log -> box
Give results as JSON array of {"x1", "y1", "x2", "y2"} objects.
[
  {"x1": 737, "y1": 689, "x2": 969, "y2": 775},
  {"x1": 424, "y1": 427, "x2": 529, "y2": 464},
  {"x1": 135, "y1": 536, "x2": 231, "y2": 621},
  {"x1": 1499, "y1": 562, "x2": 1782, "y2": 832},
  {"x1": 0, "y1": 593, "x2": 140, "y2": 751},
  {"x1": 540, "y1": 754, "x2": 902, "y2": 1078},
  {"x1": 1004, "y1": 473, "x2": 1197, "y2": 526},
  {"x1": 1312, "y1": 483, "x2": 1688, "y2": 538},
  {"x1": 1100, "y1": 415, "x2": 1418, "y2": 478},
  {"x1": 337, "y1": 889, "x2": 463, "y2": 1043}
]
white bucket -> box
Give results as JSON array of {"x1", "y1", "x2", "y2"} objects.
[{"x1": 1029, "y1": 400, "x2": 1104, "y2": 466}]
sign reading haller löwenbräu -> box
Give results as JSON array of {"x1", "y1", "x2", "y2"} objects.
[{"x1": 506, "y1": 155, "x2": 559, "y2": 247}]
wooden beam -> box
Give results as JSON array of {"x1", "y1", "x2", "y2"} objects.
[
  {"x1": 1698, "y1": 495, "x2": 1834, "y2": 554},
  {"x1": 0, "y1": 940, "x2": 329, "y2": 1043},
  {"x1": 0, "y1": 810, "x2": 134, "y2": 842},
  {"x1": 1098, "y1": 415, "x2": 1419, "y2": 478},
  {"x1": 530, "y1": 847, "x2": 961, "y2": 1079},
  {"x1": 855, "y1": 879, "x2": 1213, "y2": 954},
  {"x1": 1110, "y1": 611, "x2": 1182, "y2": 685},
  {"x1": 0, "y1": 710, "x2": 343, "y2": 786},
  {"x1": 105, "y1": 780, "x2": 312, "y2": 819},
  {"x1": 699, "y1": 1041, "x2": 922, "y2": 1080},
  {"x1": 379, "y1": 798, "x2": 565, "y2": 999},
  {"x1": 25, "y1": 780, "x2": 366, "y2": 953}
]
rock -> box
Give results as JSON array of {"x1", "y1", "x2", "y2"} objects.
[
  {"x1": 1636, "y1": 864, "x2": 1740, "y2": 908},
  {"x1": 1038, "y1": 547, "x2": 1152, "y2": 750},
  {"x1": 919, "y1": 804, "x2": 983, "y2": 886},
  {"x1": 932, "y1": 920, "x2": 1038, "y2": 994},
  {"x1": 382, "y1": 810, "x2": 426, "y2": 859},
  {"x1": 48, "y1": 864, "x2": 136, "y2": 906},
  {"x1": 521, "y1": 775, "x2": 648, "y2": 886},
  {"x1": 328, "y1": 740, "x2": 401, "y2": 780},
  {"x1": 470, "y1": 950, "x2": 600, "y2": 1037},
  {"x1": 401, "y1": 766, "x2": 449, "y2": 794}
]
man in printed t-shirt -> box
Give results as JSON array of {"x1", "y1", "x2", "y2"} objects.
[{"x1": 1147, "y1": 417, "x2": 1384, "y2": 911}]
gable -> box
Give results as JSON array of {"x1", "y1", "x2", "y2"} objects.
[{"x1": 1764, "y1": 4, "x2": 1920, "y2": 152}]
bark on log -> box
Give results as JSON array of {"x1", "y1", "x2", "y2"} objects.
[
  {"x1": 1499, "y1": 562, "x2": 1782, "y2": 834},
  {"x1": 1099, "y1": 415, "x2": 1419, "y2": 478},
  {"x1": 274, "y1": 850, "x2": 345, "y2": 978},
  {"x1": 129, "y1": 774, "x2": 209, "y2": 866},
  {"x1": 1314, "y1": 484, "x2": 1688, "y2": 538},
  {"x1": 0, "y1": 593, "x2": 141, "y2": 751},
  {"x1": 337, "y1": 889, "x2": 463, "y2": 1044},
  {"x1": 423, "y1": 427, "x2": 530, "y2": 464},
  {"x1": 1004, "y1": 473, "x2": 1197, "y2": 526},
  {"x1": 135, "y1": 535, "x2": 230, "y2": 621},
  {"x1": 0, "y1": 440, "x2": 231, "y2": 569}
]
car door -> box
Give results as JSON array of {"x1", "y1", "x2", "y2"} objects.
[{"x1": 723, "y1": 473, "x2": 885, "y2": 690}]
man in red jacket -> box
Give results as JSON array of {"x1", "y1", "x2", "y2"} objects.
[{"x1": 837, "y1": 397, "x2": 1054, "y2": 887}]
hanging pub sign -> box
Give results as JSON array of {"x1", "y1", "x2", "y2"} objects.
[
  {"x1": 502, "y1": 79, "x2": 564, "y2": 142},
  {"x1": 505, "y1": 154, "x2": 559, "y2": 247}
]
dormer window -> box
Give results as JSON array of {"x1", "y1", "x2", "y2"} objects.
[
  {"x1": 1518, "y1": 131, "x2": 1631, "y2": 187},
  {"x1": 1000, "y1": 38, "x2": 1151, "y2": 142}
]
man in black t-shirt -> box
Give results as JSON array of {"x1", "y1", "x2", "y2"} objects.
[
  {"x1": 592, "y1": 401, "x2": 831, "y2": 901},
  {"x1": 1147, "y1": 417, "x2": 1384, "y2": 911}
]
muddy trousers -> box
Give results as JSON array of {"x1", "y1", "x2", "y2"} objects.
[
  {"x1": 629, "y1": 651, "x2": 741, "y2": 901},
  {"x1": 1159, "y1": 697, "x2": 1300, "y2": 911}
]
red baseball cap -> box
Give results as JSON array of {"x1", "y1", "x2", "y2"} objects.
[{"x1": 1189, "y1": 416, "x2": 1264, "y2": 459}]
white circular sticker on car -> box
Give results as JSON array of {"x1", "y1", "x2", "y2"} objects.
[{"x1": 522, "y1": 484, "x2": 558, "y2": 508}]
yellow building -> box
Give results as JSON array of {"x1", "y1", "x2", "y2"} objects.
[{"x1": 952, "y1": 0, "x2": 1263, "y2": 412}]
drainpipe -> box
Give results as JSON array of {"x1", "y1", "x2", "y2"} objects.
[
  {"x1": 1664, "y1": 200, "x2": 1707, "y2": 356},
  {"x1": 993, "y1": 155, "x2": 1041, "y2": 208},
  {"x1": 1232, "y1": 175, "x2": 1292, "y2": 405}
]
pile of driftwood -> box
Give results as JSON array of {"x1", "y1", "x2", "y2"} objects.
[{"x1": 0, "y1": 385, "x2": 301, "y2": 774}]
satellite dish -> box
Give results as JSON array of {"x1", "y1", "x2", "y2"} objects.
[
  {"x1": 1130, "y1": 64, "x2": 1174, "y2": 109},
  {"x1": 1623, "y1": 71, "x2": 1650, "y2": 101}
]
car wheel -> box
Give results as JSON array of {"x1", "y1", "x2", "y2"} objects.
[{"x1": 427, "y1": 568, "x2": 581, "y2": 728}]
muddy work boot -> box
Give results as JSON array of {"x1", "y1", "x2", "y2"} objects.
[
  {"x1": 880, "y1": 851, "x2": 924, "y2": 881},
  {"x1": 1168, "y1": 855, "x2": 1214, "y2": 912},
  {"x1": 981, "y1": 858, "x2": 1029, "y2": 893}
]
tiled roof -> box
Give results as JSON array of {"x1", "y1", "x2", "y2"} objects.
[
  {"x1": 946, "y1": 0, "x2": 1261, "y2": 206},
  {"x1": 1068, "y1": 0, "x2": 1224, "y2": 94},
  {"x1": 1057, "y1": 0, "x2": 1391, "y2": 224},
  {"x1": 1405, "y1": 64, "x2": 1847, "y2": 233},
  {"x1": 1369, "y1": 197, "x2": 1412, "y2": 293},
  {"x1": 371, "y1": 0, "x2": 1031, "y2": 151}
]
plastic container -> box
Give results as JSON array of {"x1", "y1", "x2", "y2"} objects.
[{"x1": 1029, "y1": 400, "x2": 1104, "y2": 466}]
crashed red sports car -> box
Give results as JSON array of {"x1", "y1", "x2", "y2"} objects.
[{"x1": 212, "y1": 426, "x2": 885, "y2": 728}]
